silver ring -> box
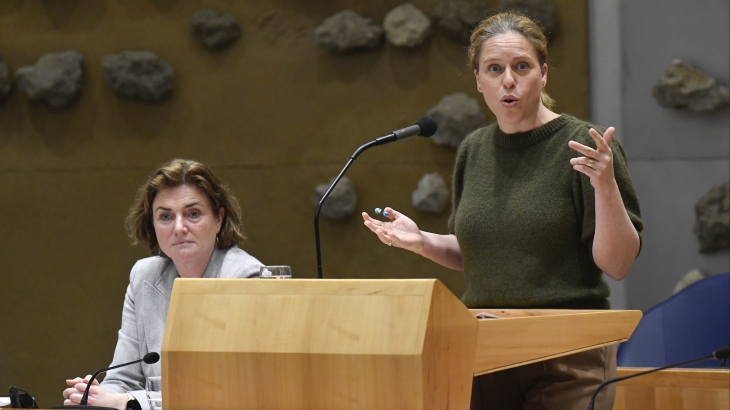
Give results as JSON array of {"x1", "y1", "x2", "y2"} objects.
[
  {"x1": 587, "y1": 159, "x2": 594, "y2": 168},
  {"x1": 387, "y1": 241, "x2": 393, "y2": 247}
]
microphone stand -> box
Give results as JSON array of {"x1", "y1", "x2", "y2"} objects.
[
  {"x1": 52, "y1": 354, "x2": 159, "y2": 410},
  {"x1": 587, "y1": 345, "x2": 729, "y2": 410},
  {"x1": 315, "y1": 136, "x2": 393, "y2": 279}
]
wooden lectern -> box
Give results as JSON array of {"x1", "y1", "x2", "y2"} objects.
[{"x1": 161, "y1": 279, "x2": 641, "y2": 410}]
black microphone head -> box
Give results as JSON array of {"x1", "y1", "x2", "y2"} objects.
[
  {"x1": 714, "y1": 344, "x2": 730, "y2": 360},
  {"x1": 416, "y1": 115, "x2": 438, "y2": 137},
  {"x1": 144, "y1": 352, "x2": 161, "y2": 364}
]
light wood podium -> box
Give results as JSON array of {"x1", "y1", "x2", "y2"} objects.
[{"x1": 161, "y1": 279, "x2": 641, "y2": 410}]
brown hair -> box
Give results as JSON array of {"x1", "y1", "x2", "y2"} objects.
[
  {"x1": 125, "y1": 158, "x2": 246, "y2": 255},
  {"x1": 468, "y1": 12, "x2": 555, "y2": 109}
]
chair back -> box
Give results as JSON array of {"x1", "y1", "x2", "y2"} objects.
[{"x1": 617, "y1": 273, "x2": 730, "y2": 367}]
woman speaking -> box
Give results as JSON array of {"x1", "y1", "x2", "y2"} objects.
[
  {"x1": 363, "y1": 13, "x2": 643, "y2": 410},
  {"x1": 62, "y1": 159, "x2": 263, "y2": 410}
]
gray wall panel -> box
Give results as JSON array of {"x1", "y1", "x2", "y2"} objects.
[
  {"x1": 620, "y1": 0, "x2": 730, "y2": 159},
  {"x1": 628, "y1": 159, "x2": 730, "y2": 311}
]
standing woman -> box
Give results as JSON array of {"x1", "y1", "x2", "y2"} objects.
[
  {"x1": 363, "y1": 13, "x2": 642, "y2": 410},
  {"x1": 61, "y1": 159, "x2": 264, "y2": 410}
]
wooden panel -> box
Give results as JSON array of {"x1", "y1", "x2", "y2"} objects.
[
  {"x1": 421, "y1": 280, "x2": 478, "y2": 410},
  {"x1": 614, "y1": 368, "x2": 730, "y2": 410},
  {"x1": 471, "y1": 309, "x2": 604, "y2": 317},
  {"x1": 471, "y1": 310, "x2": 642, "y2": 375},
  {"x1": 617, "y1": 367, "x2": 730, "y2": 388},
  {"x1": 174, "y1": 278, "x2": 435, "y2": 296},
  {"x1": 162, "y1": 279, "x2": 478, "y2": 410}
]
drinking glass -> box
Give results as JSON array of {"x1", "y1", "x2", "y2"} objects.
[
  {"x1": 146, "y1": 376, "x2": 162, "y2": 410},
  {"x1": 260, "y1": 265, "x2": 292, "y2": 279}
]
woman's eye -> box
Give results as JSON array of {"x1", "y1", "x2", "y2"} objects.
[
  {"x1": 189, "y1": 210, "x2": 201, "y2": 218},
  {"x1": 517, "y1": 63, "x2": 528, "y2": 70},
  {"x1": 488, "y1": 65, "x2": 500, "y2": 72},
  {"x1": 159, "y1": 214, "x2": 172, "y2": 221}
]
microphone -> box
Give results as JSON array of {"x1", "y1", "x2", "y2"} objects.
[
  {"x1": 373, "y1": 115, "x2": 439, "y2": 145},
  {"x1": 713, "y1": 344, "x2": 729, "y2": 361},
  {"x1": 314, "y1": 116, "x2": 437, "y2": 279},
  {"x1": 586, "y1": 344, "x2": 729, "y2": 410},
  {"x1": 51, "y1": 352, "x2": 160, "y2": 410}
]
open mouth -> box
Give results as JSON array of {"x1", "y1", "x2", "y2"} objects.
[{"x1": 501, "y1": 97, "x2": 519, "y2": 107}]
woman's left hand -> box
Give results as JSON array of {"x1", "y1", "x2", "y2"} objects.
[
  {"x1": 63, "y1": 375, "x2": 128, "y2": 410},
  {"x1": 568, "y1": 127, "x2": 616, "y2": 192}
]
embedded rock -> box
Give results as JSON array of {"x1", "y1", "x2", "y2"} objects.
[
  {"x1": 102, "y1": 51, "x2": 175, "y2": 101},
  {"x1": 412, "y1": 173, "x2": 450, "y2": 213},
  {"x1": 383, "y1": 3, "x2": 432, "y2": 47},
  {"x1": 256, "y1": 9, "x2": 311, "y2": 46},
  {"x1": 190, "y1": 8, "x2": 241, "y2": 49},
  {"x1": 0, "y1": 55, "x2": 12, "y2": 104},
  {"x1": 653, "y1": 60, "x2": 730, "y2": 112},
  {"x1": 431, "y1": 1, "x2": 493, "y2": 43},
  {"x1": 694, "y1": 181, "x2": 730, "y2": 253},
  {"x1": 672, "y1": 269, "x2": 705, "y2": 295},
  {"x1": 312, "y1": 176, "x2": 358, "y2": 219},
  {"x1": 314, "y1": 10, "x2": 383, "y2": 51},
  {"x1": 15, "y1": 50, "x2": 83, "y2": 108},
  {"x1": 426, "y1": 92, "x2": 486, "y2": 147},
  {"x1": 500, "y1": 0, "x2": 557, "y2": 39}
]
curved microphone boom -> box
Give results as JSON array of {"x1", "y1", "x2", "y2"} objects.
[
  {"x1": 51, "y1": 352, "x2": 160, "y2": 410},
  {"x1": 586, "y1": 344, "x2": 729, "y2": 410},
  {"x1": 314, "y1": 116, "x2": 437, "y2": 279}
]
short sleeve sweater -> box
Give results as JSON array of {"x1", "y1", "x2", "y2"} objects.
[{"x1": 448, "y1": 115, "x2": 643, "y2": 309}]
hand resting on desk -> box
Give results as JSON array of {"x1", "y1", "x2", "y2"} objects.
[{"x1": 63, "y1": 375, "x2": 127, "y2": 410}]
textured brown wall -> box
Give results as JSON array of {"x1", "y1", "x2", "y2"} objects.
[{"x1": 0, "y1": 0, "x2": 589, "y2": 406}]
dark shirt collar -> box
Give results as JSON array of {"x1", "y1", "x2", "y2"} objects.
[{"x1": 493, "y1": 115, "x2": 569, "y2": 150}]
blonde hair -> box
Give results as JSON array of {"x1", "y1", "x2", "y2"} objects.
[
  {"x1": 125, "y1": 158, "x2": 246, "y2": 255},
  {"x1": 468, "y1": 12, "x2": 555, "y2": 109}
]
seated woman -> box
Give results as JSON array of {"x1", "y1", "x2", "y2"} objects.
[
  {"x1": 363, "y1": 12, "x2": 642, "y2": 410},
  {"x1": 62, "y1": 158, "x2": 263, "y2": 410}
]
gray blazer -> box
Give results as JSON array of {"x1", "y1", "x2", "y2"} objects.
[{"x1": 100, "y1": 246, "x2": 263, "y2": 407}]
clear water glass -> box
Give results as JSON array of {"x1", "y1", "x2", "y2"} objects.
[
  {"x1": 260, "y1": 265, "x2": 292, "y2": 279},
  {"x1": 146, "y1": 376, "x2": 162, "y2": 410}
]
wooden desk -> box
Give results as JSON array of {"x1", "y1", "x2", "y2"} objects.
[
  {"x1": 614, "y1": 367, "x2": 730, "y2": 410},
  {"x1": 162, "y1": 279, "x2": 642, "y2": 410},
  {"x1": 470, "y1": 309, "x2": 641, "y2": 375}
]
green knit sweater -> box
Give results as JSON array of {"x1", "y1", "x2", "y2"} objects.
[{"x1": 448, "y1": 115, "x2": 643, "y2": 309}]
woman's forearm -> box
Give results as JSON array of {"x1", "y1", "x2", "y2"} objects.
[
  {"x1": 592, "y1": 181, "x2": 640, "y2": 280},
  {"x1": 416, "y1": 232, "x2": 464, "y2": 271}
]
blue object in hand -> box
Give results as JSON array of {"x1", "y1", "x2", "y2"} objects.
[
  {"x1": 374, "y1": 208, "x2": 382, "y2": 214},
  {"x1": 382, "y1": 211, "x2": 390, "y2": 217}
]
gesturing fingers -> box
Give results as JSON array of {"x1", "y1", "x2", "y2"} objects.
[
  {"x1": 588, "y1": 127, "x2": 615, "y2": 152},
  {"x1": 382, "y1": 207, "x2": 398, "y2": 221},
  {"x1": 568, "y1": 140, "x2": 598, "y2": 158},
  {"x1": 570, "y1": 156, "x2": 601, "y2": 172},
  {"x1": 362, "y1": 212, "x2": 381, "y2": 226}
]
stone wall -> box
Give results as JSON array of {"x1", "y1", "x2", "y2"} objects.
[{"x1": 0, "y1": 0, "x2": 590, "y2": 406}]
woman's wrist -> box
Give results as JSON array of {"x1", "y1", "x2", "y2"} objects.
[
  {"x1": 593, "y1": 177, "x2": 621, "y2": 200},
  {"x1": 413, "y1": 231, "x2": 429, "y2": 255},
  {"x1": 114, "y1": 392, "x2": 132, "y2": 410}
]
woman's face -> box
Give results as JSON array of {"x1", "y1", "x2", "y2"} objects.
[
  {"x1": 474, "y1": 32, "x2": 548, "y2": 133},
  {"x1": 152, "y1": 184, "x2": 223, "y2": 269}
]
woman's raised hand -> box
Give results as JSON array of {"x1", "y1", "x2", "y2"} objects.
[
  {"x1": 63, "y1": 376, "x2": 128, "y2": 410},
  {"x1": 568, "y1": 127, "x2": 617, "y2": 192},
  {"x1": 362, "y1": 207, "x2": 425, "y2": 253}
]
